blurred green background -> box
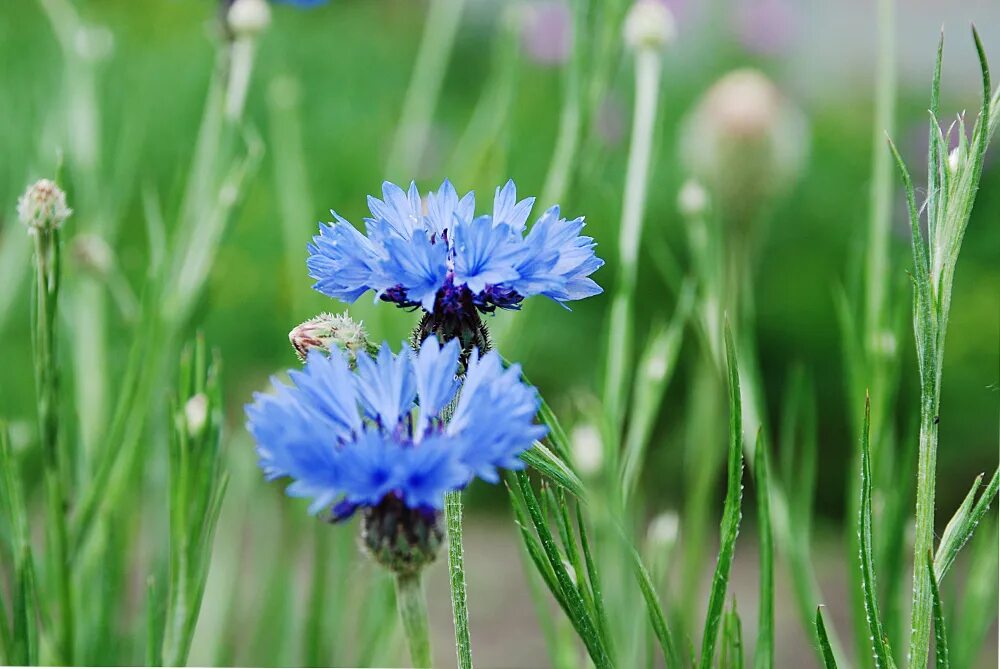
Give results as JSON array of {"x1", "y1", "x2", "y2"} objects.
[
  {"x1": 0, "y1": 0, "x2": 997, "y2": 665},
  {"x1": 2, "y1": 0, "x2": 996, "y2": 513}
]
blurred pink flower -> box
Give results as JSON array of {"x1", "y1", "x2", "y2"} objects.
[
  {"x1": 519, "y1": 1, "x2": 572, "y2": 66},
  {"x1": 734, "y1": 0, "x2": 796, "y2": 56}
]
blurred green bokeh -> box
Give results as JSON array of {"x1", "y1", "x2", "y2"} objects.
[{"x1": 1, "y1": 0, "x2": 997, "y2": 521}]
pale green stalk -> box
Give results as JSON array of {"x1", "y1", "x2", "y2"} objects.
[
  {"x1": 385, "y1": 0, "x2": 466, "y2": 179},
  {"x1": 395, "y1": 572, "x2": 433, "y2": 668},
  {"x1": 604, "y1": 46, "x2": 663, "y2": 434},
  {"x1": 32, "y1": 225, "x2": 74, "y2": 664}
]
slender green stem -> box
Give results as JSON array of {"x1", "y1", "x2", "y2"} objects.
[
  {"x1": 32, "y1": 229, "x2": 73, "y2": 664},
  {"x1": 385, "y1": 0, "x2": 466, "y2": 180},
  {"x1": 445, "y1": 490, "x2": 473, "y2": 669},
  {"x1": 604, "y1": 46, "x2": 663, "y2": 434},
  {"x1": 396, "y1": 571, "x2": 433, "y2": 668}
]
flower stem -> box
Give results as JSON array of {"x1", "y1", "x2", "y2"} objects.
[
  {"x1": 395, "y1": 570, "x2": 433, "y2": 669},
  {"x1": 32, "y1": 229, "x2": 73, "y2": 664},
  {"x1": 445, "y1": 490, "x2": 473, "y2": 669},
  {"x1": 604, "y1": 47, "x2": 662, "y2": 435}
]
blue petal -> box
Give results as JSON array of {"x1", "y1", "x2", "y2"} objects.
[
  {"x1": 354, "y1": 343, "x2": 417, "y2": 427},
  {"x1": 412, "y1": 336, "x2": 461, "y2": 437},
  {"x1": 453, "y1": 216, "x2": 523, "y2": 295},
  {"x1": 307, "y1": 213, "x2": 384, "y2": 303},
  {"x1": 492, "y1": 179, "x2": 535, "y2": 233},
  {"x1": 379, "y1": 228, "x2": 448, "y2": 311},
  {"x1": 395, "y1": 435, "x2": 469, "y2": 509}
]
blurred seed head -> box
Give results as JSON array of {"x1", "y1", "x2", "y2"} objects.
[
  {"x1": 289, "y1": 312, "x2": 375, "y2": 363},
  {"x1": 677, "y1": 178, "x2": 709, "y2": 219},
  {"x1": 623, "y1": 0, "x2": 676, "y2": 53},
  {"x1": 227, "y1": 0, "x2": 271, "y2": 37},
  {"x1": 17, "y1": 179, "x2": 72, "y2": 234},
  {"x1": 570, "y1": 422, "x2": 603, "y2": 476},
  {"x1": 517, "y1": 1, "x2": 572, "y2": 67},
  {"x1": 646, "y1": 510, "x2": 679, "y2": 551},
  {"x1": 71, "y1": 233, "x2": 114, "y2": 277},
  {"x1": 679, "y1": 69, "x2": 808, "y2": 214},
  {"x1": 184, "y1": 393, "x2": 210, "y2": 437}
]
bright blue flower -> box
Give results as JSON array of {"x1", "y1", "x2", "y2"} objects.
[
  {"x1": 246, "y1": 336, "x2": 547, "y2": 516},
  {"x1": 307, "y1": 179, "x2": 604, "y2": 316}
]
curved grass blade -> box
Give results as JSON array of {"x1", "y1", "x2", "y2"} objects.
[
  {"x1": 927, "y1": 552, "x2": 949, "y2": 669},
  {"x1": 698, "y1": 325, "x2": 744, "y2": 669},
  {"x1": 815, "y1": 608, "x2": 839, "y2": 669},
  {"x1": 627, "y1": 541, "x2": 678, "y2": 666},
  {"x1": 858, "y1": 395, "x2": 896, "y2": 669},
  {"x1": 933, "y1": 467, "x2": 998, "y2": 580},
  {"x1": 522, "y1": 442, "x2": 586, "y2": 500},
  {"x1": 754, "y1": 433, "x2": 774, "y2": 669}
]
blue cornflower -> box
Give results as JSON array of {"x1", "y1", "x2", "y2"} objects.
[
  {"x1": 245, "y1": 336, "x2": 547, "y2": 518},
  {"x1": 307, "y1": 180, "x2": 604, "y2": 317}
]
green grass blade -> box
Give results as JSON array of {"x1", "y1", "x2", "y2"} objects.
[
  {"x1": 575, "y1": 504, "x2": 614, "y2": 662},
  {"x1": 951, "y1": 521, "x2": 997, "y2": 668},
  {"x1": 926, "y1": 553, "x2": 949, "y2": 669},
  {"x1": 514, "y1": 471, "x2": 611, "y2": 668},
  {"x1": 521, "y1": 442, "x2": 587, "y2": 500},
  {"x1": 0, "y1": 423, "x2": 38, "y2": 665},
  {"x1": 858, "y1": 396, "x2": 896, "y2": 668},
  {"x1": 933, "y1": 467, "x2": 998, "y2": 580},
  {"x1": 698, "y1": 325, "x2": 744, "y2": 669},
  {"x1": 754, "y1": 433, "x2": 774, "y2": 669},
  {"x1": 626, "y1": 541, "x2": 678, "y2": 666},
  {"x1": 720, "y1": 597, "x2": 743, "y2": 669},
  {"x1": 619, "y1": 280, "x2": 693, "y2": 504},
  {"x1": 815, "y1": 608, "x2": 840, "y2": 669}
]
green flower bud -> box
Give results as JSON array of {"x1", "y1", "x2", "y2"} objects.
[
  {"x1": 360, "y1": 495, "x2": 444, "y2": 576},
  {"x1": 288, "y1": 312, "x2": 377, "y2": 363}
]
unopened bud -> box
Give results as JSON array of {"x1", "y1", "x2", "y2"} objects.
[
  {"x1": 289, "y1": 312, "x2": 375, "y2": 363},
  {"x1": 17, "y1": 179, "x2": 72, "y2": 234},
  {"x1": 570, "y1": 423, "x2": 603, "y2": 476},
  {"x1": 677, "y1": 179, "x2": 709, "y2": 218},
  {"x1": 623, "y1": 0, "x2": 676, "y2": 52},
  {"x1": 947, "y1": 146, "x2": 961, "y2": 175},
  {"x1": 184, "y1": 393, "x2": 209, "y2": 437},
  {"x1": 646, "y1": 510, "x2": 679, "y2": 551},
  {"x1": 227, "y1": 0, "x2": 271, "y2": 37}
]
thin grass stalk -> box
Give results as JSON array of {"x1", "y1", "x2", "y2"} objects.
[
  {"x1": 385, "y1": 0, "x2": 466, "y2": 179},
  {"x1": 604, "y1": 44, "x2": 663, "y2": 438},
  {"x1": 445, "y1": 490, "x2": 474, "y2": 669}
]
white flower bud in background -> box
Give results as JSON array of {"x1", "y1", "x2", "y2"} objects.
[
  {"x1": 947, "y1": 146, "x2": 962, "y2": 175},
  {"x1": 17, "y1": 179, "x2": 72, "y2": 234},
  {"x1": 184, "y1": 393, "x2": 209, "y2": 437},
  {"x1": 570, "y1": 423, "x2": 603, "y2": 476},
  {"x1": 679, "y1": 69, "x2": 808, "y2": 215},
  {"x1": 227, "y1": 0, "x2": 271, "y2": 38},
  {"x1": 677, "y1": 178, "x2": 709, "y2": 219},
  {"x1": 623, "y1": 0, "x2": 676, "y2": 53},
  {"x1": 646, "y1": 510, "x2": 679, "y2": 552},
  {"x1": 71, "y1": 233, "x2": 114, "y2": 277},
  {"x1": 289, "y1": 312, "x2": 376, "y2": 364}
]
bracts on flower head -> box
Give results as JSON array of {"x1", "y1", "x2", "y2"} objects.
[{"x1": 245, "y1": 335, "x2": 547, "y2": 573}]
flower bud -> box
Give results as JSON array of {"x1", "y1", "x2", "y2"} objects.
[
  {"x1": 623, "y1": 0, "x2": 676, "y2": 52},
  {"x1": 360, "y1": 495, "x2": 444, "y2": 575},
  {"x1": 947, "y1": 146, "x2": 962, "y2": 175},
  {"x1": 227, "y1": 0, "x2": 271, "y2": 38},
  {"x1": 184, "y1": 393, "x2": 209, "y2": 437},
  {"x1": 570, "y1": 423, "x2": 603, "y2": 476},
  {"x1": 677, "y1": 179, "x2": 709, "y2": 219},
  {"x1": 646, "y1": 510, "x2": 679, "y2": 552},
  {"x1": 17, "y1": 179, "x2": 72, "y2": 234},
  {"x1": 679, "y1": 69, "x2": 808, "y2": 214},
  {"x1": 289, "y1": 312, "x2": 376, "y2": 363}
]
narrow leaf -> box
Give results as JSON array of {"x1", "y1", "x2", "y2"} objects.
[
  {"x1": 927, "y1": 552, "x2": 949, "y2": 669},
  {"x1": 698, "y1": 324, "x2": 744, "y2": 669},
  {"x1": 815, "y1": 608, "x2": 839, "y2": 669},
  {"x1": 522, "y1": 442, "x2": 587, "y2": 500},
  {"x1": 934, "y1": 467, "x2": 999, "y2": 580},
  {"x1": 754, "y1": 433, "x2": 774, "y2": 669},
  {"x1": 858, "y1": 395, "x2": 896, "y2": 668}
]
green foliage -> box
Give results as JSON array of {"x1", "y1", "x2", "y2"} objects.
[
  {"x1": 815, "y1": 608, "x2": 839, "y2": 669},
  {"x1": 753, "y1": 434, "x2": 774, "y2": 669},
  {"x1": 697, "y1": 327, "x2": 744, "y2": 669}
]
